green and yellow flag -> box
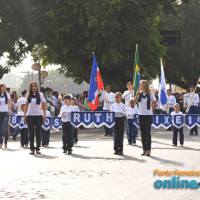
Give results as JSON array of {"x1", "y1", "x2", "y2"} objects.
[{"x1": 133, "y1": 46, "x2": 140, "y2": 96}]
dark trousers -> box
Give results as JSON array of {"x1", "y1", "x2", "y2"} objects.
[
  {"x1": 27, "y1": 115, "x2": 43, "y2": 151},
  {"x1": 41, "y1": 128, "x2": 50, "y2": 146},
  {"x1": 20, "y1": 128, "x2": 29, "y2": 146},
  {"x1": 139, "y1": 115, "x2": 152, "y2": 151},
  {"x1": 173, "y1": 127, "x2": 184, "y2": 145},
  {"x1": 113, "y1": 117, "x2": 124, "y2": 152},
  {"x1": 188, "y1": 106, "x2": 198, "y2": 134},
  {"x1": 127, "y1": 119, "x2": 137, "y2": 144},
  {"x1": 0, "y1": 112, "x2": 9, "y2": 144},
  {"x1": 72, "y1": 126, "x2": 78, "y2": 143},
  {"x1": 62, "y1": 122, "x2": 73, "y2": 151},
  {"x1": 153, "y1": 109, "x2": 161, "y2": 114},
  {"x1": 103, "y1": 110, "x2": 113, "y2": 135}
]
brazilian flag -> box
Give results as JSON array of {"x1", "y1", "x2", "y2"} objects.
[{"x1": 133, "y1": 47, "x2": 140, "y2": 96}]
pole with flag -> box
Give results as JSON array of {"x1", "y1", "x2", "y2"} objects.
[
  {"x1": 133, "y1": 45, "x2": 140, "y2": 97},
  {"x1": 87, "y1": 53, "x2": 104, "y2": 111},
  {"x1": 159, "y1": 57, "x2": 167, "y2": 111}
]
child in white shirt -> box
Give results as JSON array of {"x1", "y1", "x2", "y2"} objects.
[
  {"x1": 60, "y1": 95, "x2": 75, "y2": 154},
  {"x1": 71, "y1": 97, "x2": 80, "y2": 145},
  {"x1": 126, "y1": 98, "x2": 138, "y2": 145},
  {"x1": 41, "y1": 104, "x2": 51, "y2": 147},
  {"x1": 171, "y1": 103, "x2": 184, "y2": 147},
  {"x1": 111, "y1": 92, "x2": 126, "y2": 155},
  {"x1": 17, "y1": 104, "x2": 28, "y2": 148}
]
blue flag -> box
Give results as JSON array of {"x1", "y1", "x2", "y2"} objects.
[{"x1": 159, "y1": 58, "x2": 167, "y2": 111}]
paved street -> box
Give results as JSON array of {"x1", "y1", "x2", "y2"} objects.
[{"x1": 0, "y1": 126, "x2": 200, "y2": 200}]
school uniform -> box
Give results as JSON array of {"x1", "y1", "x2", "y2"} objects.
[
  {"x1": 0, "y1": 92, "x2": 10, "y2": 145},
  {"x1": 154, "y1": 96, "x2": 161, "y2": 114},
  {"x1": 111, "y1": 102, "x2": 126, "y2": 153},
  {"x1": 127, "y1": 107, "x2": 138, "y2": 145},
  {"x1": 184, "y1": 93, "x2": 199, "y2": 135},
  {"x1": 122, "y1": 90, "x2": 134, "y2": 108},
  {"x1": 167, "y1": 95, "x2": 176, "y2": 114},
  {"x1": 10, "y1": 101, "x2": 20, "y2": 139},
  {"x1": 17, "y1": 111, "x2": 29, "y2": 147},
  {"x1": 26, "y1": 93, "x2": 46, "y2": 151},
  {"x1": 99, "y1": 91, "x2": 115, "y2": 136},
  {"x1": 72, "y1": 105, "x2": 79, "y2": 144},
  {"x1": 41, "y1": 110, "x2": 51, "y2": 147},
  {"x1": 171, "y1": 111, "x2": 184, "y2": 146},
  {"x1": 60, "y1": 105, "x2": 75, "y2": 152},
  {"x1": 17, "y1": 96, "x2": 26, "y2": 112},
  {"x1": 138, "y1": 92, "x2": 156, "y2": 151}
]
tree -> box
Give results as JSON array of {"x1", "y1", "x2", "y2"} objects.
[
  {"x1": 159, "y1": 0, "x2": 200, "y2": 89},
  {"x1": 0, "y1": 0, "x2": 181, "y2": 91}
]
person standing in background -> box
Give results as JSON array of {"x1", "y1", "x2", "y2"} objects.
[
  {"x1": 0, "y1": 84, "x2": 11, "y2": 149},
  {"x1": 153, "y1": 91, "x2": 161, "y2": 114},
  {"x1": 184, "y1": 86, "x2": 199, "y2": 135},
  {"x1": 99, "y1": 85, "x2": 115, "y2": 136},
  {"x1": 122, "y1": 82, "x2": 134, "y2": 108},
  {"x1": 16, "y1": 90, "x2": 27, "y2": 112}
]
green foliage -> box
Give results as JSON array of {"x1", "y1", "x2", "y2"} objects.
[
  {"x1": 0, "y1": 0, "x2": 176, "y2": 91},
  {"x1": 160, "y1": 0, "x2": 200, "y2": 89}
]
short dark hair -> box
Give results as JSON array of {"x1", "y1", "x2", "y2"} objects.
[
  {"x1": 190, "y1": 86, "x2": 195, "y2": 89},
  {"x1": 71, "y1": 97, "x2": 76, "y2": 102},
  {"x1": 64, "y1": 95, "x2": 71, "y2": 100},
  {"x1": 127, "y1": 82, "x2": 133, "y2": 85},
  {"x1": 106, "y1": 85, "x2": 111, "y2": 88},
  {"x1": 21, "y1": 90, "x2": 27, "y2": 96},
  {"x1": 167, "y1": 89, "x2": 172, "y2": 92},
  {"x1": 6, "y1": 88, "x2": 10, "y2": 92},
  {"x1": 46, "y1": 87, "x2": 50, "y2": 92}
]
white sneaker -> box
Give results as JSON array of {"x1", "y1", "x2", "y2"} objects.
[
  {"x1": 180, "y1": 145, "x2": 183, "y2": 147},
  {"x1": 132, "y1": 143, "x2": 137, "y2": 146}
]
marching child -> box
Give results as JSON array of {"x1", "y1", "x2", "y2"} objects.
[
  {"x1": 111, "y1": 92, "x2": 126, "y2": 155},
  {"x1": 41, "y1": 104, "x2": 51, "y2": 147},
  {"x1": 60, "y1": 95, "x2": 75, "y2": 154},
  {"x1": 126, "y1": 98, "x2": 138, "y2": 145},
  {"x1": 17, "y1": 104, "x2": 29, "y2": 148},
  {"x1": 171, "y1": 103, "x2": 184, "y2": 147},
  {"x1": 71, "y1": 97, "x2": 80, "y2": 145}
]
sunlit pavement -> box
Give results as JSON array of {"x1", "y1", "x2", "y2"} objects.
[{"x1": 0, "y1": 127, "x2": 200, "y2": 200}]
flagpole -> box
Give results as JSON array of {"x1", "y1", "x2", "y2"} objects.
[
  {"x1": 132, "y1": 44, "x2": 138, "y2": 96},
  {"x1": 186, "y1": 76, "x2": 200, "y2": 113}
]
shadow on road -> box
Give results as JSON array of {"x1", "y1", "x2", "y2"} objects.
[
  {"x1": 148, "y1": 155, "x2": 184, "y2": 166},
  {"x1": 33, "y1": 154, "x2": 58, "y2": 159},
  {"x1": 70, "y1": 153, "x2": 146, "y2": 163}
]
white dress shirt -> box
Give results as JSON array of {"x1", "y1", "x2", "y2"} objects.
[
  {"x1": 0, "y1": 93, "x2": 10, "y2": 112},
  {"x1": 111, "y1": 102, "x2": 126, "y2": 118},
  {"x1": 17, "y1": 97, "x2": 26, "y2": 112},
  {"x1": 60, "y1": 105, "x2": 75, "y2": 122},
  {"x1": 138, "y1": 92, "x2": 156, "y2": 115},
  {"x1": 184, "y1": 93, "x2": 199, "y2": 107},
  {"x1": 122, "y1": 90, "x2": 134, "y2": 108},
  {"x1": 99, "y1": 91, "x2": 115, "y2": 110},
  {"x1": 167, "y1": 95, "x2": 176, "y2": 108},
  {"x1": 73, "y1": 105, "x2": 80, "y2": 112},
  {"x1": 126, "y1": 107, "x2": 138, "y2": 119},
  {"x1": 26, "y1": 93, "x2": 46, "y2": 116}
]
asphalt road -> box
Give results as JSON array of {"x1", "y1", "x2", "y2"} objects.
[{"x1": 0, "y1": 126, "x2": 200, "y2": 200}]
